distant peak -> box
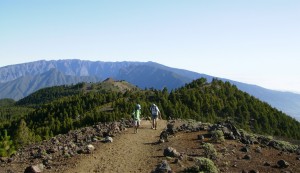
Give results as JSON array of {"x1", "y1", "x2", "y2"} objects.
[{"x1": 103, "y1": 77, "x2": 115, "y2": 82}]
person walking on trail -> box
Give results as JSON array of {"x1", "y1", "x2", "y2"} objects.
[
  {"x1": 132, "y1": 104, "x2": 141, "y2": 133},
  {"x1": 150, "y1": 103, "x2": 161, "y2": 130}
]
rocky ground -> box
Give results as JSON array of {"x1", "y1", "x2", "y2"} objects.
[{"x1": 0, "y1": 119, "x2": 300, "y2": 173}]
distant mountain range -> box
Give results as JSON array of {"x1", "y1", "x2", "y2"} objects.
[{"x1": 0, "y1": 59, "x2": 299, "y2": 121}]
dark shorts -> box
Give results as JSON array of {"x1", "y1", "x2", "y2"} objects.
[{"x1": 151, "y1": 114, "x2": 158, "y2": 120}]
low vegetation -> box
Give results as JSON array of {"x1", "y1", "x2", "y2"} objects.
[
  {"x1": 195, "y1": 157, "x2": 219, "y2": 173},
  {"x1": 210, "y1": 130, "x2": 225, "y2": 143},
  {"x1": 202, "y1": 143, "x2": 218, "y2": 160},
  {"x1": 184, "y1": 157, "x2": 219, "y2": 173}
]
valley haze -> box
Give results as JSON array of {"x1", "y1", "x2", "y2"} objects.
[{"x1": 0, "y1": 59, "x2": 299, "y2": 122}]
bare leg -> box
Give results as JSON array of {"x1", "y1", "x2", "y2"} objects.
[
  {"x1": 134, "y1": 121, "x2": 138, "y2": 133},
  {"x1": 152, "y1": 118, "x2": 155, "y2": 129},
  {"x1": 135, "y1": 121, "x2": 140, "y2": 133}
]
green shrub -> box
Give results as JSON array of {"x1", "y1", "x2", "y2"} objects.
[
  {"x1": 266, "y1": 135, "x2": 273, "y2": 140},
  {"x1": 195, "y1": 157, "x2": 218, "y2": 173},
  {"x1": 210, "y1": 130, "x2": 225, "y2": 143},
  {"x1": 183, "y1": 165, "x2": 200, "y2": 172},
  {"x1": 202, "y1": 143, "x2": 218, "y2": 160},
  {"x1": 276, "y1": 140, "x2": 298, "y2": 152}
]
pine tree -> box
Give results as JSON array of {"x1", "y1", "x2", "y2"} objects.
[
  {"x1": 0, "y1": 130, "x2": 16, "y2": 157},
  {"x1": 14, "y1": 119, "x2": 34, "y2": 147}
]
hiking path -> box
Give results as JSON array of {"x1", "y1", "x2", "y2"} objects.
[{"x1": 64, "y1": 120, "x2": 167, "y2": 173}]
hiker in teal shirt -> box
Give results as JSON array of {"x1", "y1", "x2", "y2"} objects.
[{"x1": 132, "y1": 104, "x2": 141, "y2": 133}]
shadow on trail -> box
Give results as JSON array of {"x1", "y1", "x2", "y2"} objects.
[
  {"x1": 151, "y1": 155, "x2": 165, "y2": 158},
  {"x1": 144, "y1": 141, "x2": 160, "y2": 145}
]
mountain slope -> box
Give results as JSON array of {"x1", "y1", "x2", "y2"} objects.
[
  {"x1": 230, "y1": 81, "x2": 300, "y2": 119},
  {"x1": 117, "y1": 63, "x2": 192, "y2": 90},
  {"x1": 0, "y1": 68, "x2": 98, "y2": 100}
]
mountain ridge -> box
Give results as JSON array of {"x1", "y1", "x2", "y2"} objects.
[{"x1": 0, "y1": 59, "x2": 299, "y2": 121}]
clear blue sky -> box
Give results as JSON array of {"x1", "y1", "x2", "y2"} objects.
[{"x1": 1, "y1": 1, "x2": 299, "y2": 93}]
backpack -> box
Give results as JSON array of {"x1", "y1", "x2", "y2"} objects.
[{"x1": 151, "y1": 105, "x2": 158, "y2": 115}]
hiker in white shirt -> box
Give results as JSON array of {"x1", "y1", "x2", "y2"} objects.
[{"x1": 150, "y1": 103, "x2": 161, "y2": 130}]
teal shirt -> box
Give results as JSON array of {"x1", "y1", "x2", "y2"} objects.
[{"x1": 132, "y1": 109, "x2": 141, "y2": 121}]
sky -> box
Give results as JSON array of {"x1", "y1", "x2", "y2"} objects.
[{"x1": 1, "y1": 1, "x2": 300, "y2": 93}]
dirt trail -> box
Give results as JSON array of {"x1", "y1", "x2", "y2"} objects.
[{"x1": 64, "y1": 120, "x2": 167, "y2": 173}]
